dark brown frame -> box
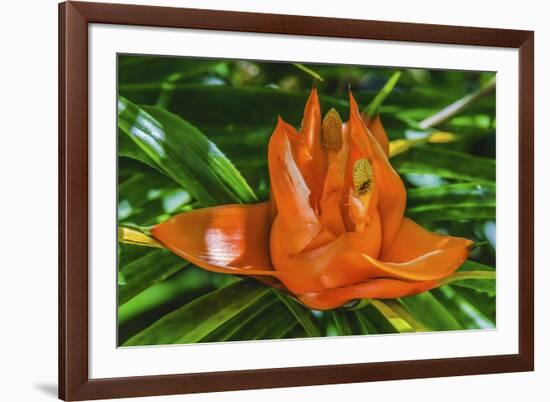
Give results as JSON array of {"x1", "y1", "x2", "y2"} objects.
[{"x1": 59, "y1": 1, "x2": 534, "y2": 400}]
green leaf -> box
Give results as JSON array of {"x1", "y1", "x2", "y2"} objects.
[
  {"x1": 123, "y1": 280, "x2": 269, "y2": 346},
  {"x1": 370, "y1": 299, "x2": 429, "y2": 332},
  {"x1": 431, "y1": 286, "x2": 495, "y2": 329},
  {"x1": 118, "y1": 96, "x2": 257, "y2": 206},
  {"x1": 451, "y1": 286, "x2": 496, "y2": 323},
  {"x1": 364, "y1": 71, "x2": 402, "y2": 117},
  {"x1": 406, "y1": 183, "x2": 495, "y2": 222},
  {"x1": 457, "y1": 260, "x2": 495, "y2": 272},
  {"x1": 118, "y1": 131, "x2": 161, "y2": 172},
  {"x1": 451, "y1": 260, "x2": 496, "y2": 295},
  {"x1": 119, "y1": 55, "x2": 222, "y2": 85},
  {"x1": 229, "y1": 301, "x2": 295, "y2": 341},
  {"x1": 254, "y1": 311, "x2": 298, "y2": 340},
  {"x1": 118, "y1": 83, "x2": 475, "y2": 130},
  {"x1": 292, "y1": 63, "x2": 324, "y2": 81},
  {"x1": 284, "y1": 326, "x2": 308, "y2": 339},
  {"x1": 200, "y1": 293, "x2": 279, "y2": 343},
  {"x1": 118, "y1": 171, "x2": 188, "y2": 222},
  {"x1": 392, "y1": 146, "x2": 495, "y2": 183},
  {"x1": 274, "y1": 291, "x2": 322, "y2": 337},
  {"x1": 407, "y1": 204, "x2": 495, "y2": 222},
  {"x1": 352, "y1": 310, "x2": 378, "y2": 334},
  {"x1": 329, "y1": 311, "x2": 353, "y2": 336},
  {"x1": 117, "y1": 266, "x2": 216, "y2": 342},
  {"x1": 123, "y1": 281, "x2": 269, "y2": 346},
  {"x1": 118, "y1": 247, "x2": 187, "y2": 305},
  {"x1": 399, "y1": 291, "x2": 463, "y2": 331},
  {"x1": 119, "y1": 84, "x2": 349, "y2": 129},
  {"x1": 358, "y1": 304, "x2": 398, "y2": 334}
]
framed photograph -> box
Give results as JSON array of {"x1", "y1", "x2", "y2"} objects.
[{"x1": 59, "y1": 1, "x2": 534, "y2": 400}]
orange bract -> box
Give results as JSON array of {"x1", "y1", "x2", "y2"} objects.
[{"x1": 152, "y1": 88, "x2": 472, "y2": 310}]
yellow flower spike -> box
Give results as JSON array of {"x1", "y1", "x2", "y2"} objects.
[
  {"x1": 349, "y1": 158, "x2": 375, "y2": 231},
  {"x1": 352, "y1": 158, "x2": 374, "y2": 197},
  {"x1": 321, "y1": 108, "x2": 343, "y2": 152}
]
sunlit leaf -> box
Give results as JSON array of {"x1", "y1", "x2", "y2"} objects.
[
  {"x1": 118, "y1": 96, "x2": 257, "y2": 206},
  {"x1": 275, "y1": 291, "x2": 322, "y2": 337},
  {"x1": 370, "y1": 299, "x2": 429, "y2": 332},
  {"x1": 118, "y1": 266, "x2": 217, "y2": 343},
  {"x1": 200, "y1": 292, "x2": 278, "y2": 342},
  {"x1": 431, "y1": 286, "x2": 495, "y2": 329},
  {"x1": 452, "y1": 260, "x2": 496, "y2": 295},
  {"x1": 358, "y1": 304, "x2": 398, "y2": 334},
  {"x1": 123, "y1": 280, "x2": 270, "y2": 346},
  {"x1": 399, "y1": 291, "x2": 463, "y2": 331},
  {"x1": 118, "y1": 246, "x2": 186, "y2": 305},
  {"x1": 229, "y1": 300, "x2": 296, "y2": 341},
  {"x1": 452, "y1": 286, "x2": 496, "y2": 323}
]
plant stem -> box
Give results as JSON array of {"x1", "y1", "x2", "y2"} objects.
[
  {"x1": 419, "y1": 76, "x2": 496, "y2": 130},
  {"x1": 292, "y1": 63, "x2": 324, "y2": 82},
  {"x1": 470, "y1": 240, "x2": 490, "y2": 249},
  {"x1": 363, "y1": 71, "x2": 402, "y2": 117}
]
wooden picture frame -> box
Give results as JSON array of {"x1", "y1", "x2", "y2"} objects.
[{"x1": 59, "y1": 1, "x2": 534, "y2": 400}]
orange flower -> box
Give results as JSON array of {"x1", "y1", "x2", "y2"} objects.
[{"x1": 152, "y1": 89, "x2": 472, "y2": 310}]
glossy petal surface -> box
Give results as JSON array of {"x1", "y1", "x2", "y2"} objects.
[{"x1": 152, "y1": 202, "x2": 277, "y2": 276}]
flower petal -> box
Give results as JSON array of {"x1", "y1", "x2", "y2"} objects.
[
  {"x1": 362, "y1": 245, "x2": 470, "y2": 281},
  {"x1": 319, "y1": 163, "x2": 346, "y2": 236},
  {"x1": 342, "y1": 109, "x2": 379, "y2": 232},
  {"x1": 271, "y1": 227, "x2": 384, "y2": 294},
  {"x1": 363, "y1": 114, "x2": 390, "y2": 156},
  {"x1": 299, "y1": 278, "x2": 438, "y2": 310},
  {"x1": 307, "y1": 219, "x2": 470, "y2": 290},
  {"x1": 381, "y1": 217, "x2": 473, "y2": 263},
  {"x1": 300, "y1": 88, "x2": 327, "y2": 208},
  {"x1": 349, "y1": 92, "x2": 406, "y2": 253},
  {"x1": 151, "y1": 202, "x2": 278, "y2": 276},
  {"x1": 268, "y1": 117, "x2": 323, "y2": 255}
]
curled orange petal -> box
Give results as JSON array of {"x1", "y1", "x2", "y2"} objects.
[
  {"x1": 151, "y1": 202, "x2": 278, "y2": 277},
  {"x1": 299, "y1": 278, "x2": 438, "y2": 310},
  {"x1": 342, "y1": 105, "x2": 379, "y2": 232},
  {"x1": 363, "y1": 113, "x2": 390, "y2": 156},
  {"x1": 315, "y1": 234, "x2": 467, "y2": 290},
  {"x1": 319, "y1": 163, "x2": 346, "y2": 236},
  {"x1": 300, "y1": 88, "x2": 327, "y2": 208},
  {"x1": 382, "y1": 217, "x2": 473, "y2": 263},
  {"x1": 349, "y1": 92, "x2": 406, "y2": 253},
  {"x1": 268, "y1": 117, "x2": 323, "y2": 255},
  {"x1": 271, "y1": 226, "x2": 384, "y2": 294}
]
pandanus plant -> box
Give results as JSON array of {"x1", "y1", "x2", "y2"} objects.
[{"x1": 151, "y1": 88, "x2": 473, "y2": 310}]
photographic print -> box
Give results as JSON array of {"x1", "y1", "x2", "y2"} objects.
[{"x1": 117, "y1": 55, "x2": 496, "y2": 347}]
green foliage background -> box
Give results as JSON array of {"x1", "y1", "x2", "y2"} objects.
[{"x1": 117, "y1": 55, "x2": 496, "y2": 346}]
